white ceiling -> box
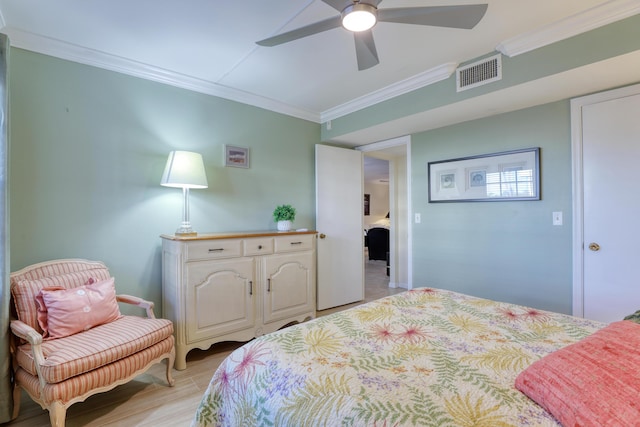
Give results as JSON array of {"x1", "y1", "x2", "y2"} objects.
[
  {"x1": 1, "y1": 0, "x2": 637, "y2": 138},
  {"x1": 364, "y1": 156, "x2": 390, "y2": 184}
]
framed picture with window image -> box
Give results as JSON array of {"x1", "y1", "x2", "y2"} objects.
[{"x1": 428, "y1": 147, "x2": 540, "y2": 202}]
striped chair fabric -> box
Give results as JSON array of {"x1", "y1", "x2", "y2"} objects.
[
  {"x1": 9, "y1": 259, "x2": 175, "y2": 427},
  {"x1": 15, "y1": 336, "x2": 174, "y2": 404},
  {"x1": 12, "y1": 269, "x2": 111, "y2": 335},
  {"x1": 15, "y1": 315, "x2": 173, "y2": 383}
]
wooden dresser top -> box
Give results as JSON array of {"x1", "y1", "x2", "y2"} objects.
[{"x1": 160, "y1": 229, "x2": 317, "y2": 241}]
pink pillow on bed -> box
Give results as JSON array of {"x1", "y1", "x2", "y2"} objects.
[
  {"x1": 515, "y1": 320, "x2": 640, "y2": 427},
  {"x1": 35, "y1": 277, "x2": 122, "y2": 339}
]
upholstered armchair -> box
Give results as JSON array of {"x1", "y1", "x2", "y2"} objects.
[
  {"x1": 9, "y1": 259, "x2": 175, "y2": 427},
  {"x1": 367, "y1": 227, "x2": 389, "y2": 261}
]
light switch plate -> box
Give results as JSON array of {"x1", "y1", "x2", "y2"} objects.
[
  {"x1": 553, "y1": 211, "x2": 563, "y2": 226},
  {"x1": 415, "y1": 213, "x2": 421, "y2": 223}
]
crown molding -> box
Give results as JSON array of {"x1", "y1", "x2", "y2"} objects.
[
  {"x1": 497, "y1": 0, "x2": 640, "y2": 57},
  {"x1": 320, "y1": 62, "x2": 457, "y2": 123},
  {"x1": 2, "y1": 0, "x2": 637, "y2": 124},
  {"x1": 1, "y1": 27, "x2": 321, "y2": 123}
]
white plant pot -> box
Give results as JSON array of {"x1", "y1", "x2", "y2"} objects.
[{"x1": 277, "y1": 220, "x2": 292, "y2": 231}]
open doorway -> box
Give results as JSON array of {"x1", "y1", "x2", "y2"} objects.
[
  {"x1": 363, "y1": 156, "x2": 393, "y2": 299},
  {"x1": 358, "y1": 136, "x2": 411, "y2": 299}
]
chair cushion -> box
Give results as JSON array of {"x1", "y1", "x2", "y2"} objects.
[
  {"x1": 11, "y1": 266, "x2": 111, "y2": 333},
  {"x1": 35, "y1": 277, "x2": 122, "y2": 339},
  {"x1": 15, "y1": 335, "x2": 174, "y2": 405},
  {"x1": 16, "y1": 315, "x2": 173, "y2": 383}
]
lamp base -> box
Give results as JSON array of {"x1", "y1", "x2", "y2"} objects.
[{"x1": 175, "y1": 223, "x2": 197, "y2": 237}]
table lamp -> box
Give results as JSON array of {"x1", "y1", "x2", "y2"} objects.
[{"x1": 161, "y1": 150, "x2": 208, "y2": 236}]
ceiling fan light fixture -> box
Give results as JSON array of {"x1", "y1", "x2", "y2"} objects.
[{"x1": 341, "y1": 3, "x2": 377, "y2": 32}]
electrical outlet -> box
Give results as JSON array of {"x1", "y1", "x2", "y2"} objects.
[{"x1": 415, "y1": 213, "x2": 421, "y2": 223}]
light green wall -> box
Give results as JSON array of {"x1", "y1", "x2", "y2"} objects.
[
  {"x1": 411, "y1": 101, "x2": 573, "y2": 313},
  {"x1": 9, "y1": 48, "x2": 319, "y2": 310},
  {"x1": 322, "y1": 13, "x2": 640, "y2": 141}
]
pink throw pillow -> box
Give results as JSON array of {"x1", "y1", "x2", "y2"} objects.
[
  {"x1": 36, "y1": 277, "x2": 122, "y2": 339},
  {"x1": 35, "y1": 286, "x2": 65, "y2": 338},
  {"x1": 515, "y1": 320, "x2": 640, "y2": 426}
]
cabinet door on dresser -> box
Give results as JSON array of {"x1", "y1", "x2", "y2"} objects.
[
  {"x1": 185, "y1": 257, "x2": 255, "y2": 343},
  {"x1": 263, "y1": 251, "x2": 315, "y2": 324}
]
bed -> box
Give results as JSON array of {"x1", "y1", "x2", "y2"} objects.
[{"x1": 191, "y1": 288, "x2": 640, "y2": 427}]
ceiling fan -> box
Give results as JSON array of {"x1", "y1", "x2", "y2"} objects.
[{"x1": 256, "y1": 0, "x2": 488, "y2": 71}]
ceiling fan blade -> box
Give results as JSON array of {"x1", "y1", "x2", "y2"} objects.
[
  {"x1": 354, "y1": 30, "x2": 379, "y2": 71},
  {"x1": 378, "y1": 4, "x2": 488, "y2": 29},
  {"x1": 321, "y1": 0, "x2": 351, "y2": 12},
  {"x1": 323, "y1": 0, "x2": 382, "y2": 9},
  {"x1": 256, "y1": 16, "x2": 342, "y2": 47}
]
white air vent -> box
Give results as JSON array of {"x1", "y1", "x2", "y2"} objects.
[{"x1": 456, "y1": 54, "x2": 502, "y2": 92}]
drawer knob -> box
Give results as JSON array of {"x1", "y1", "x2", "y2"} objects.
[{"x1": 258, "y1": 245, "x2": 263, "y2": 250}]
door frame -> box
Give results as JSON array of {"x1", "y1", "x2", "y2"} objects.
[
  {"x1": 357, "y1": 135, "x2": 412, "y2": 289},
  {"x1": 570, "y1": 82, "x2": 640, "y2": 317}
]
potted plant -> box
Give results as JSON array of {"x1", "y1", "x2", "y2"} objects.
[{"x1": 273, "y1": 204, "x2": 296, "y2": 231}]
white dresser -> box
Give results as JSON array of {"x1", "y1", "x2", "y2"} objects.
[{"x1": 161, "y1": 230, "x2": 317, "y2": 370}]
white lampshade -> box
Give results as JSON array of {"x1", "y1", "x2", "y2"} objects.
[
  {"x1": 161, "y1": 151, "x2": 208, "y2": 189},
  {"x1": 342, "y1": 4, "x2": 377, "y2": 32}
]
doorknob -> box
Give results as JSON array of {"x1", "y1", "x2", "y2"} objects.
[
  {"x1": 588, "y1": 242, "x2": 600, "y2": 252},
  {"x1": 319, "y1": 233, "x2": 326, "y2": 239}
]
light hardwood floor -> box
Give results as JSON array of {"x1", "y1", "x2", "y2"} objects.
[{"x1": 7, "y1": 258, "x2": 404, "y2": 427}]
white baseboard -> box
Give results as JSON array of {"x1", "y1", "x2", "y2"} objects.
[{"x1": 389, "y1": 282, "x2": 408, "y2": 289}]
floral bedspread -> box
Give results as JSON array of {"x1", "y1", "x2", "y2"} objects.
[{"x1": 192, "y1": 288, "x2": 603, "y2": 427}]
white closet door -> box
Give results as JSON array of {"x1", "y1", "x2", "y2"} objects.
[{"x1": 582, "y1": 92, "x2": 640, "y2": 322}]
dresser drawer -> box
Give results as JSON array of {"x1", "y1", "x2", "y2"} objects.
[
  {"x1": 274, "y1": 234, "x2": 314, "y2": 253},
  {"x1": 244, "y1": 237, "x2": 274, "y2": 256},
  {"x1": 185, "y1": 239, "x2": 242, "y2": 261}
]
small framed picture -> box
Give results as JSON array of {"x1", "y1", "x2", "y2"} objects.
[
  {"x1": 440, "y1": 172, "x2": 456, "y2": 190},
  {"x1": 224, "y1": 145, "x2": 249, "y2": 168},
  {"x1": 469, "y1": 170, "x2": 486, "y2": 187}
]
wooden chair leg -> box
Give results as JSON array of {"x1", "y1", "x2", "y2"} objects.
[
  {"x1": 48, "y1": 401, "x2": 66, "y2": 427},
  {"x1": 166, "y1": 352, "x2": 176, "y2": 387}
]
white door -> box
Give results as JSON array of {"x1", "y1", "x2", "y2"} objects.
[
  {"x1": 315, "y1": 144, "x2": 364, "y2": 310},
  {"x1": 577, "y1": 89, "x2": 640, "y2": 323}
]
